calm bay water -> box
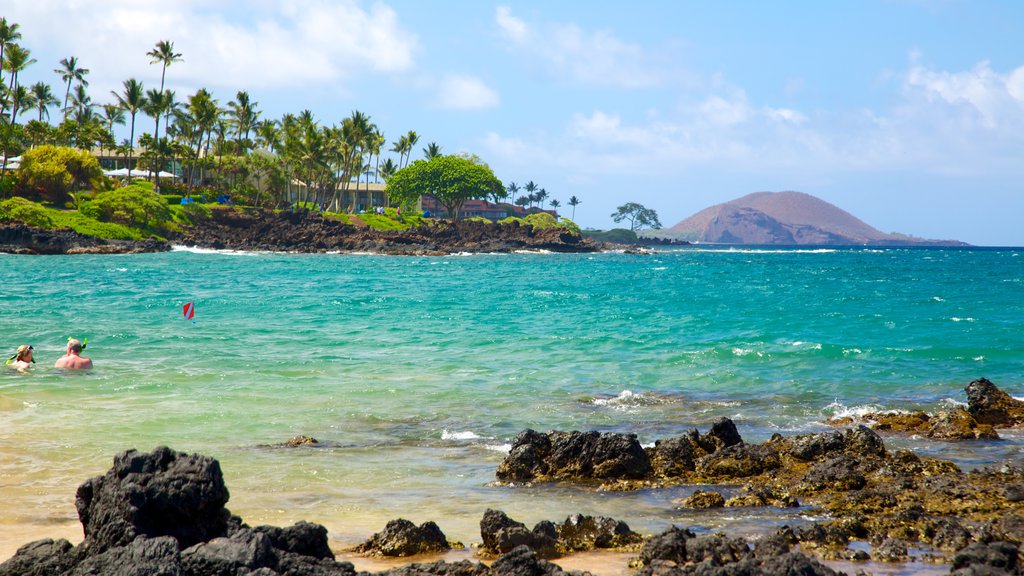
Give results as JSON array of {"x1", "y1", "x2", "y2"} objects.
[{"x1": 1, "y1": 246, "x2": 1023, "y2": 566}]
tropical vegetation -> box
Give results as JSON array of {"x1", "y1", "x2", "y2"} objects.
[{"x1": 0, "y1": 18, "x2": 586, "y2": 239}]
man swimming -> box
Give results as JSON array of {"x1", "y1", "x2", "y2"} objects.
[{"x1": 54, "y1": 339, "x2": 92, "y2": 370}]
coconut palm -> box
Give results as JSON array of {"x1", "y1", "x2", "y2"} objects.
[
  {"x1": 536, "y1": 188, "x2": 549, "y2": 210},
  {"x1": 228, "y1": 90, "x2": 260, "y2": 154},
  {"x1": 31, "y1": 82, "x2": 58, "y2": 121},
  {"x1": 100, "y1": 104, "x2": 125, "y2": 159},
  {"x1": 549, "y1": 199, "x2": 561, "y2": 213},
  {"x1": 403, "y1": 130, "x2": 419, "y2": 167},
  {"x1": 422, "y1": 141, "x2": 442, "y2": 160},
  {"x1": 506, "y1": 182, "x2": 519, "y2": 205},
  {"x1": 568, "y1": 195, "x2": 581, "y2": 220},
  {"x1": 111, "y1": 78, "x2": 146, "y2": 179},
  {"x1": 147, "y1": 40, "x2": 182, "y2": 96},
  {"x1": 524, "y1": 181, "x2": 537, "y2": 207},
  {"x1": 2, "y1": 44, "x2": 36, "y2": 172},
  {"x1": 255, "y1": 119, "x2": 281, "y2": 153},
  {"x1": 55, "y1": 56, "x2": 89, "y2": 117},
  {"x1": 0, "y1": 18, "x2": 22, "y2": 116},
  {"x1": 9, "y1": 84, "x2": 34, "y2": 123},
  {"x1": 69, "y1": 83, "x2": 95, "y2": 125}
]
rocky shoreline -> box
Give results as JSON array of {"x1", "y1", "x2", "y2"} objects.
[
  {"x1": 5, "y1": 379, "x2": 1023, "y2": 575},
  {"x1": 1, "y1": 208, "x2": 610, "y2": 255}
]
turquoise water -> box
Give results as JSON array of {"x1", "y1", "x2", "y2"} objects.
[{"x1": 1, "y1": 246, "x2": 1023, "y2": 560}]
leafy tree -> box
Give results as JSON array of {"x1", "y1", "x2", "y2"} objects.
[
  {"x1": 611, "y1": 202, "x2": 662, "y2": 231},
  {"x1": 386, "y1": 154, "x2": 502, "y2": 220},
  {"x1": 16, "y1": 145, "x2": 104, "y2": 204},
  {"x1": 568, "y1": 195, "x2": 581, "y2": 220}
]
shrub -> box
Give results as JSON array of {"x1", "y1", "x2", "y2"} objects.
[
  {"x1": 82, "y1": 184, "x2": 171, "y2": 229},
  {"x1": 161, "y1": 194, "x2": 184, "y2": 205},
  {"x1": 169, "y1": 202, "x2": 212, "y2": 226},
  {"x1": 16, "y1": 145, "x2": 104, "y2": 204},
  {"x1": 48, "y1": 210, "x2": 143, "y2": 240},
  {"x1": 464, "y1": 216, "x2": 492, "y2": 224},
  {"x1": 0, "y1": 197, "x2": 54, "y2": 228},
  {"x1": 498, "y1": 216, "x2": 526, "y2": 226},
  {"x1": 558, "y1": 218, "x2": 582, "y2": 236},
  {"x1": 524, "y1": 212, "x2": 559, "y2": 230}
]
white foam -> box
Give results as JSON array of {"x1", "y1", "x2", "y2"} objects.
[
  {"x1": 441, "y1": 429, "x2": 481, "y2": 441},
  {"x1": 171, "y1": 245, "x2": 262, "y2": 256},
  {"x1": 486, "y1": 443, "x2": 512, "y2": 453},
  {"x1": 951, "y1": 317, "x2": 976, "y2": 323},
  {"x1": 824, "y1": 400, "x2": 888, "y2": 420},
  {"x1": 697, "y1": 248, "x2": 838, "y2": 254},
  {"x1": 932, "y1": 296, "x2": 945, "y2": 302}
]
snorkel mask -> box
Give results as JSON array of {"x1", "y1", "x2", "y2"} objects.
[
  {"x1": 67, "y1": 337, "x2": 88, "y2": 351},
  {"x1": 5, "y1": 344, "x2": 34, "y2": 365}
]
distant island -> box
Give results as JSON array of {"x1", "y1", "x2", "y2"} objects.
[{"x1": 655, "y1": 191, "x2": 967, "y2": 246}]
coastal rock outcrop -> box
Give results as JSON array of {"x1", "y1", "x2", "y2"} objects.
[
  {"x1": 967, "y1": 377, "x2": 1024, "y2": 427},
  {"x1": 495, "y1": 429, "x2": 651, "y2": 482},
  {"x1": 634, "y1": 526, "x2": 842, "y2": 576},
  {"x1": 826, "y1": 377, "x2": 1023, "y2": 440},
  {"x1": 174, "y1": 208, "x2": 601, "y2": 255},
  {"x1": 478, "y1": 510, "x2": 641, "y2": 559},
  {"x1": 0, "y1": 221, "x2": 169, "y2": 255},
  {"x1": 354, "y1": 519, "x2": 451, "y2": 557}
]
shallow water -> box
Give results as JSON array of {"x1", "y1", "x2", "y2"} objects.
[{"x1": 1, "y1": 246, "x2": 1022, "y2": 566}]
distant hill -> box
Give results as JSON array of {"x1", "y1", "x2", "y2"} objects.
[{"x1": 658, "y1": 191, "x2": 966, "y2": 246}]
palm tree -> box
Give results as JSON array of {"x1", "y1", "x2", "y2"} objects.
[
  {"x1": 147, "y1": 40, "x2": 182, "y2": 96},
  {"x1": 31, "y1": 82, "x2": 58, "y2": 121},
  {"x1": 568, "y1": 195, "x2": 581, "y2": 220},
  {"x1": 144, "y1": 88, "x2": 170, "y2": 179},
  {"x1": 3, "y1": 44, "x2": 36, "y2": 172},
  {"x1": 403, "y1": 130, "x2": 419, "y2": 167},
  {"x1": 255, "y1": 119, "x2": 281, "y2": 153},
  {"x1": 423, "y1": 141, "x2": 442, "y2": 160},
  {"x1": 100, "y1": 104, "x2": 125, "y2": 160},
  {"x1": 536, "y1": 188, "x2": 549, "y2": 210},
  {"x1": 228, "y1": 90, "x2": 259, "y2": 154},
  {"x1": 506, "y1": 182, "x2": 519, "y2": 205},
  {"x1": 69, "y1": 83, "x2": 94, "y2": 123},
  {"x1": 390, "y1": 135, "x2": 407, "y2": 168},
  {"x1": 112, "y1": 78, "x2": 146, "y2": 179},
  {"x1": 549, "y1": 199, "x2": 561, "y2": 213},
  {"x1": 9, "y1": 85, "x2": 34, "y2": 123},
  {"x1": 0, "y1": 18, "x2": 22, "y2": 116},
  {"x1": 55, "y1": 56, "x2": 89, "y2": 117},
  {"x1": 524, "y1": 181, "x2": 537, "y2": 207}
]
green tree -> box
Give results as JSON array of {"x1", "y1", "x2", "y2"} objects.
[
  {"x1": 16, "y1": 144, "x2": 104, "y2": 204},
  {"x1": 386, "y1": 154, "x2": 502, "y2": 220},
  {"x1": 55, "y1": 56, "x2": 89, "y2": 116},
  {"x1": 568, "y1": 195, "x2": 581, "y2": 220},
  {"x1": 611, "y1": 202, "x2": 662, "y2": 232},
  {"x1": 112, "y1": 78, "x2": 146, "y2": 179}
]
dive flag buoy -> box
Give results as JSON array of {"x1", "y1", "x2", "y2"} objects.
[{"x1": 183, "y1": 302, "x2": 195, "y2": 320}]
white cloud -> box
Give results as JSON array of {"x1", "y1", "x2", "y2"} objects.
[
  {"x1": 494, "y1": 6, "x2": 664, "y2": 89},
  {"x1": 4, "y1": 0, "x2": 418, "y2": 98},
  {"x1": 905, "y1": 58, "x2": 1024, "y2": 128},
  {"x1": 435, "y1": 75, "x2": 500, "y2": 110},
  {"x1": 484, "y1": 57, "x2": 1024, "y2": 183}
]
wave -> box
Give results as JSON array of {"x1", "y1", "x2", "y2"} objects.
[
  {"x1": 695, "y1": 248, "x2": 840, "y2": 254},
  {"x1": 441, "y1": 429, "x2": 481, "y2": 441},
  {"x1": 170, "y1": 245, "x2": 264, "y2": 256}
]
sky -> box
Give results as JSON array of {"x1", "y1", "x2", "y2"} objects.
[{"x1": 4, "y1": 0, "x2": 1024, "y2": 245}]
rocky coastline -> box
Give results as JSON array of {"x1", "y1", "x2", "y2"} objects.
[
  {"x1": 5, "y1": 379, "x2": 1023, "y2": 575},
  {"x1": 1, "y1": 208, "x2": 611, "y2": 255}
]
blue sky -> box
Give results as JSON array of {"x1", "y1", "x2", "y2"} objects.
[{"x1": 6, "y1": 1, "x2": 1024, "y2": 245}]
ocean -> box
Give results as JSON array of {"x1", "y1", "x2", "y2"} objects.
[{"x1": 1, "y1": 246, "x2": 1022, "y2": 570}]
